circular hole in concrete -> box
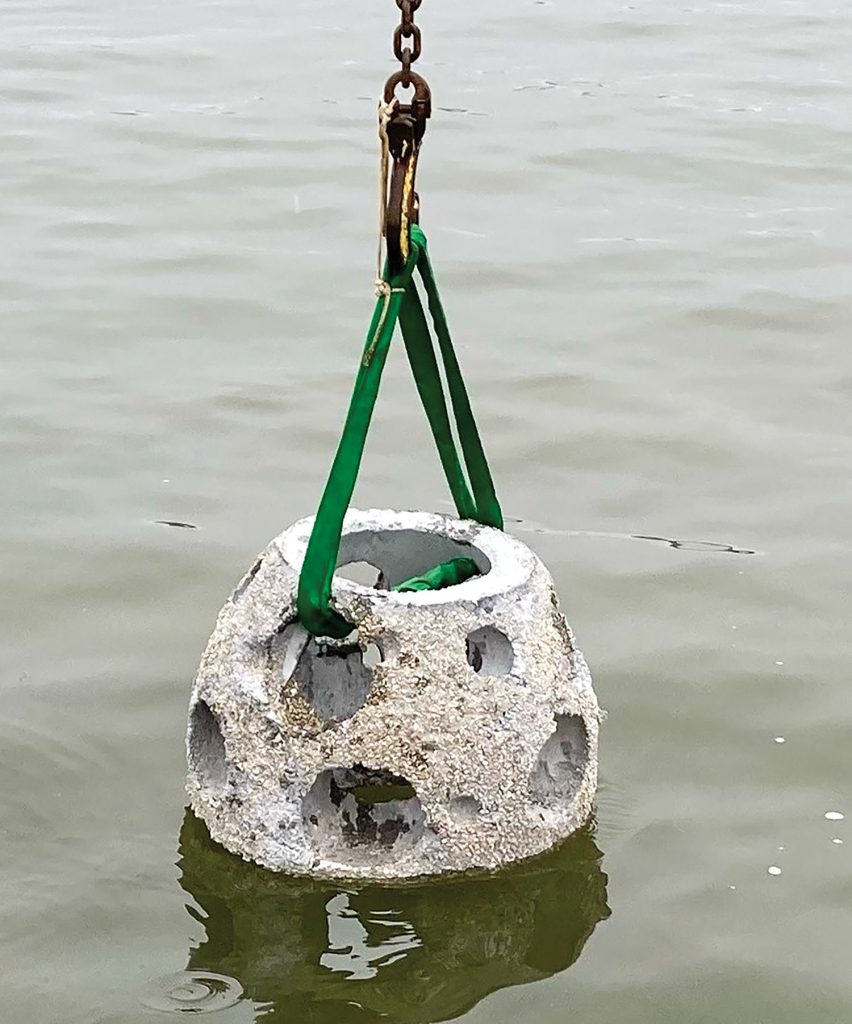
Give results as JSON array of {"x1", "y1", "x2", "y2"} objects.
[
  {"x1": 303, "y1": 765, "x2": 425, "y2": 851},
  {"x1": 466, "y1": 626, "x2": 514, "y2": 675},
  {"x1": 336, "y1": 528, "x2": 490, "y2": 590},
  {"x1": 449, "y1": 795, "x2": 483, "y2": 822},
  {"x1": 530, "y1": 714, "x2": 589, "y2": 804},
  {"x1": 335, "y1": 561, "x2": 387, "y2": 589},
  {"x1": 187, "y1": 700, "x2": 228, "y2": 789},
  {"x1": 362, "y1": 642, "x2": 382, "y2": 669},
  {"x1": 286, "y1": 634, "x2": 382, "y2": 724}
]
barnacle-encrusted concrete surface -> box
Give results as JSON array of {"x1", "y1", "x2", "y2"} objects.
[{"x1": 187, "y1": 508, "x2": 601, "y2": 879}]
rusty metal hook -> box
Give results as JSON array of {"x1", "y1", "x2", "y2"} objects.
[{"x1": 383, "y1": 72, "x2": 431, "y2": 276}]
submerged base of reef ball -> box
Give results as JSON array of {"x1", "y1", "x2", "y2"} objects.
[
  {"x1": 187, "y1": 508, "x2": 601, "y2": 879},
  {"x1": 177, "y1": 810, "x2": 611, "y2": 1023}
]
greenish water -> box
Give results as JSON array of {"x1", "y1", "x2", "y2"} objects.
[{"x1": 3, "y1": 1, "x2": 851, "y2": 1021}]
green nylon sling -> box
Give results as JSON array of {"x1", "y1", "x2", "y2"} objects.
[
  {"x1": 296, "y1": 224, "x2": 503, "y2": 639},
  {"x1": 393, "y1": 556, "x2": 481, "y2": 594}
]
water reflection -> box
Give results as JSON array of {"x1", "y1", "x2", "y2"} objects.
[{"x1": 177, "y1": 810, "x2": 610, "y2": 1023}]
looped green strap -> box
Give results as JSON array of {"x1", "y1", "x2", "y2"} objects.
[{"x1": 297, "y1": 225, "x2": 503, "y2": 638}]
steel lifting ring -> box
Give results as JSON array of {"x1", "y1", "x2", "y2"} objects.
[{"x1": 383, "y1": 71, "x2": 432, "y2": 120}]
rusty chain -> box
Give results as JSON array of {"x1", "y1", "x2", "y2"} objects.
[
  {"x1": 393, "y1": 0, "x2": 423, "y2": 87},
  {"x1": 383, "y1": 0, "x2": 430, "y2": 119}
]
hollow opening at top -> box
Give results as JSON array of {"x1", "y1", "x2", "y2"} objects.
[{"x1": 335, "y1": 528, "x2": 491, "y2": 591}]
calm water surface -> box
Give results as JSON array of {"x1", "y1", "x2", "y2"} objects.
[{"x1": 3, "y1": 1, "x2": 851, "y2": 1021}]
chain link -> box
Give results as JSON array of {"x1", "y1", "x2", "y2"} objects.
[{"x1": 392, "y1": 0, "x2": 423, "y2": 87}]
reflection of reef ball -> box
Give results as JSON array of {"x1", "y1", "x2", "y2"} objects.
[
  {"x1": 187, "y1": 509, "x2": 602, "y2": 878},
  {"x1": 178, "y1": 811, "x2": 611, "y2": 1024}
]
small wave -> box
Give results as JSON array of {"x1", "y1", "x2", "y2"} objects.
[{"x1": 140, "y1": 971, "x2": 243, "y2": 1014}]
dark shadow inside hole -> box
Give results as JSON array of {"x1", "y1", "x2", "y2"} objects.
[{"x1": 303, "y1": 765, "x2": 425, "y2": 850}]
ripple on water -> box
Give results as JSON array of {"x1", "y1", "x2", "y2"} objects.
[{"x1": 140, "y1": 971, "x2": 244, "y2": 1014}]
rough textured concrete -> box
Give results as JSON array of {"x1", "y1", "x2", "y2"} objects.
[{"x1": 187, "y1": 509, "x2": 601, "y2": 879}]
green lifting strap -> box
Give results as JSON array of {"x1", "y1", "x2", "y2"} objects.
[
  {"x1": 297, "y1": 225, "x2": 503, "y2": 639},
  {"x1": 393, "y1": 556, "x2": 481, "y2": 594}
]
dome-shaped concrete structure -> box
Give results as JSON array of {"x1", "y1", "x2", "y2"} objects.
[{"x1": 187, "y1": 509, "x2": 601, "y2": 878}]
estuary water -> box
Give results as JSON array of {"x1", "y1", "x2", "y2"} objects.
[{"x1": 2, "y1": 1, "x2": 851, "y2": 1021}]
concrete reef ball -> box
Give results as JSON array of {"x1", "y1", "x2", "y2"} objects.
[{"x1": 186, "y1": 508, "x2": 601, "y2": 879}]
